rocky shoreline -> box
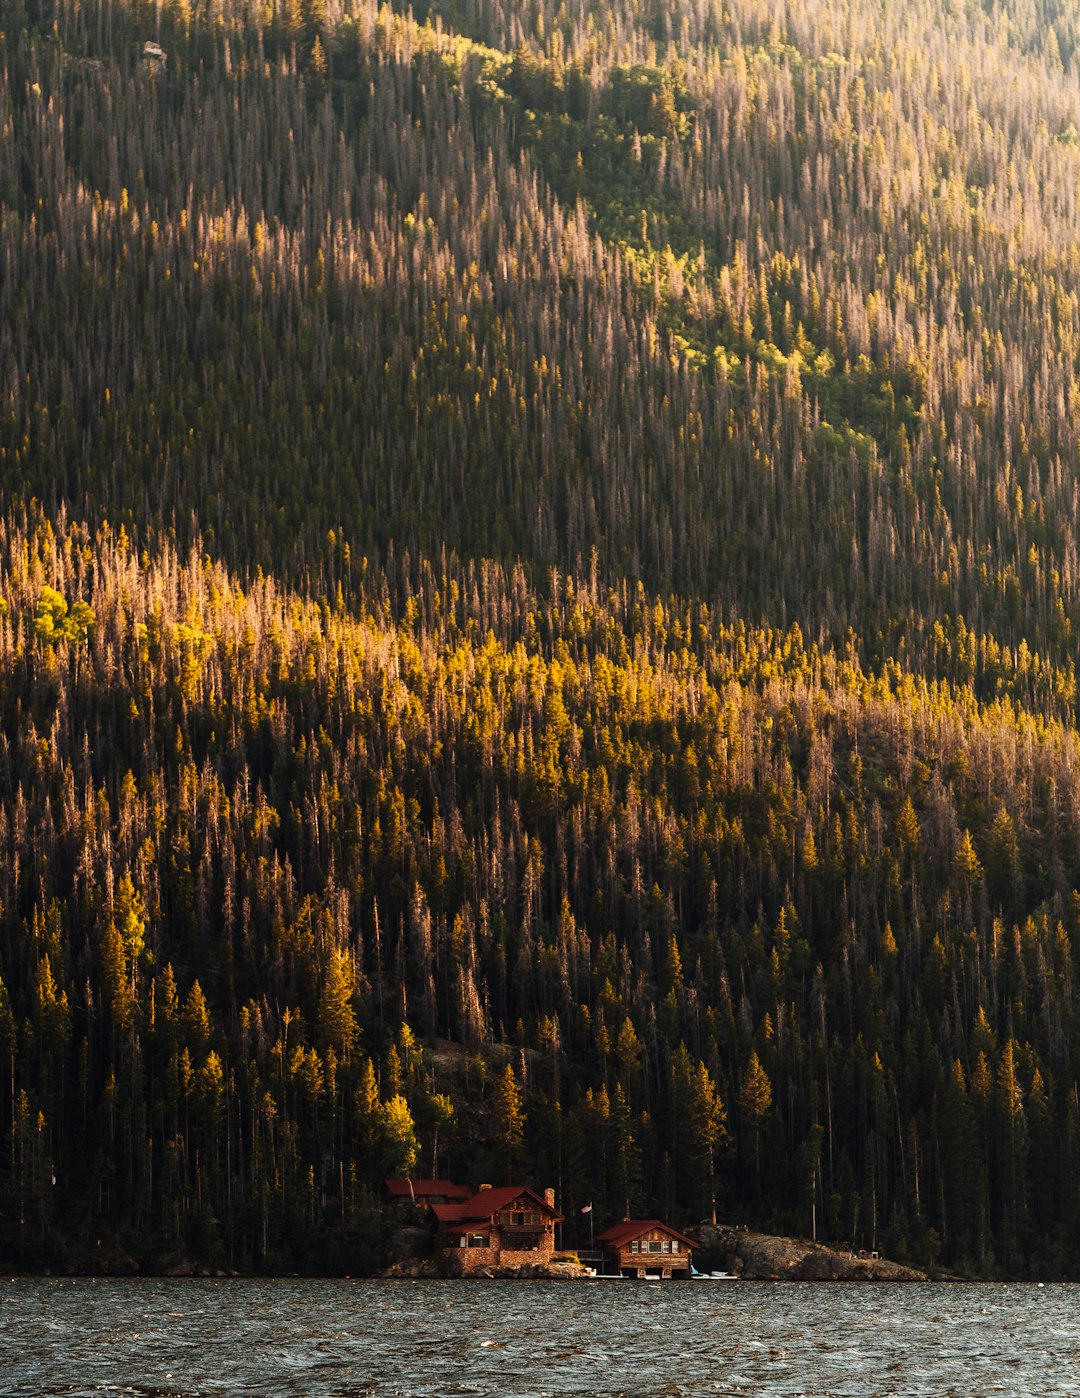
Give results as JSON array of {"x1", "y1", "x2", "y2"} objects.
[
  {"x1": 20, "y1": 1228, "x2": 926, "y2": 1281},
  {"x1": 378, "y1": 1223, "x2": 928, "y2": 1282},
  {"x1": 696, "y1": 1226, "x2": 929, "y2": 1282},
  {"x1": 380, "y1": 1216, "x2": 930, "y2": 1281}
]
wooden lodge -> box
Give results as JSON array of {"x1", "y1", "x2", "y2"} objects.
[
  {"x1": 382, "y1": 1178, "x2": 473, "y2": 1216},
  {"x1": 594, "y1": 1219, "x2": 696, "y2": 1279},
  {"x1": 382, "y1": 1179, "x2": 696, "y2": 1279},
  {"x1": 431, "y1": 1184, "x2": 562, "y2": 1272}
]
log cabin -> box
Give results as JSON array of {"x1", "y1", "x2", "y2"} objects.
[
  {"x1": 594, "y1": 1219, "x2": 696, "y2": 1278},
  {"x1": 432, "y1": 1184, "x2": 562, "y2": 1271},
  {"x1": 382, "y1": 1178, "x2": 473, "y2": 1217}
]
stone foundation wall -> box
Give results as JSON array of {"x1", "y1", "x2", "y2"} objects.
[{"x1": 449, "y1": 1237, "x2": 556, "y2": 1272}]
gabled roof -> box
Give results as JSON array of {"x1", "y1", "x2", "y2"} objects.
[
  {"x1": 459, "y1": 1186, "x2": 537, "y2": 1220},
  {"x1": 432, "y1": 1201, "x2": 469, "y2": 1226},
  {"x1": 434, "y1": 1185, "x2": 563, "y2": 1227},
  {"x1": 595, "y1": 1218, "x2": 697, "y2": 1250},
  {"x1": 383, "y1": 1178, "x2": 472, "y2": 1200}
]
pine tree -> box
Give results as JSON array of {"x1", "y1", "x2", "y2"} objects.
[
  {"x1": 493, "y1": 1064, "x2": 525, "y2": 1178},
  {"x1": 739, "y1": 1050, "x2": 773, "y2": 1201},
  {"x1": 690, "y1": 1061, "x2": 727, "y2": 1224}
]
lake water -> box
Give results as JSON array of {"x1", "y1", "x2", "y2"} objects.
[{"x1": 1, "y1": 1278, "x2": 1078, "y2": 1396}]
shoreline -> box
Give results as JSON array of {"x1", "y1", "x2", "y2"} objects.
[
  {"x1": 0, "y1": 1229, "x2": 945, "y2": 1283},
  {"x1": 693, "y1": 1225, "x2": 930, "y2": 1282}
]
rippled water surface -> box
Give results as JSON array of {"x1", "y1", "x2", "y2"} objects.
[{"x1": 2, "y1": 1278, "x2": 1079, "y2": 1397}]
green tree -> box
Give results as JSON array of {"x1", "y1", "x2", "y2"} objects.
[
  {"x1": 380, "y1": 1095, "x2": 419, "y2": 1178},
  {"x1": 493, "y1": 1063, "x2": 525, "y2": 1178},
  {"x1": 318, "y1": 949, "x2": 359, "y2": 1062},
  {"x1": 690, "y1": 1061, "x2": 727, "y2": 1224},
  {"x1": 739, "y1": 1050, "x2": 773, "y2": 1200}
]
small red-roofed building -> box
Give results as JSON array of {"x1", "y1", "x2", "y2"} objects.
[
  {"x1": 433, "y1": 1184, "x2": 562, "y2": 1271},
  {"x1": 595, "y1": 1219, "x2": 695, "y2": 1278},
  {"x1": 382, "y1": 1178, "x2": 473, "y2": 1216}
]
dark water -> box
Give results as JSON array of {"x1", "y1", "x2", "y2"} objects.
[{"x1": 1, "y1": 1278, "x2": 1078, "y2": 1397}]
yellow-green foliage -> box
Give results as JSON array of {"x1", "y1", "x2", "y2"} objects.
[
  {"x1": 0, "y1": 513, "x2": 1076, "y2": 1272},
  {"x1": 4, "y1": 0, "x2": 1080, "y2": 1276}
]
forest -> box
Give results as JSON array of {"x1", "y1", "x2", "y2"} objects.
[{"x1": 4, "y1": 0, "x2": 1080, "y2": 1276}]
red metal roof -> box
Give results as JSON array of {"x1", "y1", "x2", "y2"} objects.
[
  {"x1": 458, "y1": 1186, "x2": 532, "y2": 1220},
  {"x1": 383, "y1": 1178, "x2": 473, "y2": 1200},
  {"x1": 594, "y1": 1219, "x2": 697, "y2": 1250},
  {"x1": 433, "y1": 1186, "x2": 563, "y2": 1226},
  {"x1": 431, "y1": 1202, "x2": 468, "y2": 1229}
]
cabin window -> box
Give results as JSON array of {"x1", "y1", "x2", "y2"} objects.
[
  {"x1": 649, "y1": 1241, "x2": 662, "y2": 1252},
  {"x1": 466, "y1": 1234, "x2": 490, "y2": 1248},
  {"x1": 671, "y1": 1242, "x2": 680, "y2": 1253},
  {"x1": 629, "y1": 1240, "x2": 639, "y2": 1253},
  {"x1": 661, "y1": 1240, "x2": 671, "y2": 1253}
]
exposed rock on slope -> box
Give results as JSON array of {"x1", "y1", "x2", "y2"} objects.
[{"x1": 697, "y1": 1227, "x2": 927, "y2": 1282}]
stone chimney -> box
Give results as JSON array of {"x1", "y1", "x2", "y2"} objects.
[
  {"x1": 478, "y1": 1182, "x2": 492, "y2": 1192},
  {"x1": 544, "y1": 1187, "x2": 556, "y2": 1209}
]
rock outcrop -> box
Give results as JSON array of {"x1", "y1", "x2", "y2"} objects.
[
  {"x1": 386, "y1": 1225, "x2": 434, "y2": 1266},
  {"x1": 382, "y1": 1256, "x2": 448, "y2": 1279},
  {"x1": 695, "y1": 1226, "x2": 928, "y2": 1281}
]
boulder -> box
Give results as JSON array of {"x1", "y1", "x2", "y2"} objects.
[
  {"x1": 692, "y1": 1226, "x2": 928, "y2": 1282},
  {"x1": 386, "y1": 1225, "x2": 433, "y2": 1265},
  {"x1": 383, "y1": 1255, "x2": 445, "y2": 1279},
  {"x1": 163, "y1": 1259, "x2": 198, "y2": 1277}
]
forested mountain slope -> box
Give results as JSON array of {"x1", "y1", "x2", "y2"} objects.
[{"x1": 3, "y1": 0, "x2": 1080, "y2": 1274}]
